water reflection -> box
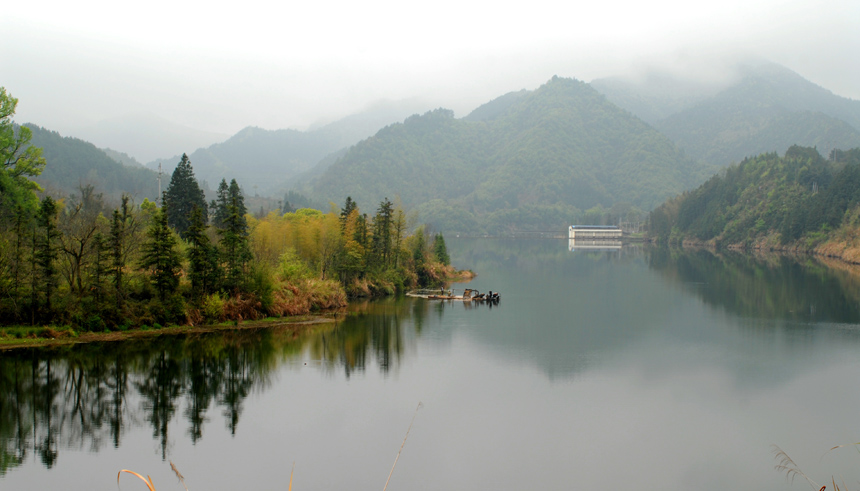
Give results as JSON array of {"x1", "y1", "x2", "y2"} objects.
[
  {"x1": 568, "y1": 238, "x2": 623, "y2": 250},
  {"x1": 5, "y1": 243, "x2": 860, "y2": 479},
  {"x1": 0, "y1": 298, "x2": 445, "y2": 474},
  {"x1": 647, "y1": 248, "x2": 860, "y2": 323},
  {"x1": 0, "y1": 329, "x2": 291, "y2": 474},
  {"x1": 308, "y1": 298, "x2": 423, "y2": 377}
]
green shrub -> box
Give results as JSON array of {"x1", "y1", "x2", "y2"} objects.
[
  {"x1": 86, "y1": 315, "x2": 106, "y2": 332},
  {"x1": 202, "y1": 293, "x2": 225, "y2": 323},
  {"x1": 278, "y1": 248, "x2": 312, "y2": 280},
  {"x1": 249, "y1": 262, "x2": 275, "y2": 313}
]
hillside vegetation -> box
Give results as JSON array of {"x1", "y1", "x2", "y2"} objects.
[
  {"x1": 649, "y1": 146, "x2": 860, "y2": 254},
  {"x1": 309, "y1": 77, "x2": 706, "y2": 233},
  {"x1": 27, "y1": 124, "x2": 159, "y2": 201}
]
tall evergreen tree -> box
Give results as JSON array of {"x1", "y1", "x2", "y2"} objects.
[
  {"x1": 227, "y1": 179, "x2": 247, "y2": 217},
  {"x1": 211, "y1": 178, "x2": 230, "y2": 228},
  {"x1": 186, "y1": 205, "x2": 220, "y2": 300},
  {"x1": 34, "y1": 196, "x2": 60, "y2": 319},
  {"x1": 371, "y1": 198, "x2": 393, "y2": 268},
  {"x1": 432, "y1": 233, "x2": 450, "y2": 265},
  {"x1": 218, "y1": 185, "x2": 251, "y2": 293},
  {"x1": 139, "y1": 205, "x2": 182, "y2": 302},
  {"x1": 164, "y1": 154, "x2": 207, "y2": 238},
  {"x1": 340, "y1": 196, "x2": 357, "y2": 228},
  {"x1": 109, "y1": 197, "x2": 131, "y2": 315}
]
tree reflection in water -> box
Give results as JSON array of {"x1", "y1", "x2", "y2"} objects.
[
  {"x1": 648, "y1": 248, "x2": 860, "y2": 323},
  {"x1": 0, "y1": 298, "x2": 434, "y2": 474}
]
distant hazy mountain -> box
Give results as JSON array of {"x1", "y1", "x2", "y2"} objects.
[
  {"x1": 461, "y1": 90, "x2": 529, "y2": 122},
  {"x1": 308, "y1": 77, "x2": 706, "y2": 233},
  {"x1": 149, "y1": 99, "x2": 430, "y2": 195},
  {"x1": 101, "y1": 148, "x2": 147, "y2": 168},
  {"x1": 72, "y1": 112, "x2": 229, "y2": 163},
  {"x1": 593, "y1": 63, "x2": 860, "y2": 167},
  {"x1": 590, "y1": 73, "x2": 726, "y2": 124},
  {"x1": 26, "y1": 124, "x2": 159, "y2": 201}
]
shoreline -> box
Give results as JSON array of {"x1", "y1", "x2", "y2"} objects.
[
  {"x1": 669, "y1": 237, "x2": 860, "y2": 270},
  {"x1": 0, "y1": 314, "x2": 339, "y2": 351}
]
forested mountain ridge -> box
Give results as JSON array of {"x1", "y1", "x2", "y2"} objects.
[
  {"x1": 649, "y1": 145, "x2": 860, "y2": 251},
  {"x1": 26, "y1": 124, "x2": 159, "y2": 201},
  {"x1": 308, "y1": 77, "x2": 706, "y2": 233},
  {"x1": 593, "y1": 63, "x2": 860, "y2": 169},
  {"x1": 147, "y1": 100, "x2": 429, "y2": 195}
]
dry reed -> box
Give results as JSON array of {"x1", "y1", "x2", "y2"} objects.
[
  {"x1": 773, "y1": 445, "x2": 821, "y2": 489},
  {"x1": 383, "y1": 402, "x2": 423, "y2": 491},
  {"x1": 170, "y1": 461, "x2": 188, "y2": 491},
  {"x1": 117, "y1": 469, "x2": 156, "y2": 491}
]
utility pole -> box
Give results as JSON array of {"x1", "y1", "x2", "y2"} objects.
[{"x1": 157, "y1": 162, "x2": 163, "y2": 206}]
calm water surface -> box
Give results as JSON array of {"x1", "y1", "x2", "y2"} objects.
[{"x1": 3, "y1": 239, "x2": 860, "y2": 490}]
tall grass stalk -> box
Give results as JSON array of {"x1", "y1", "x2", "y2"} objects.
[
  {"x1": 383, "y1": 402, "x2": 422, "y2": 491},
  {"x1": 118, "y1": 469, "x2": 156, "y2": 491},
  {"x1": 170, "y1": 461, "x2": 188, "y2": 491},
  {"x1": 771, "y1": 443, "x2": 860, "y2": 491}
]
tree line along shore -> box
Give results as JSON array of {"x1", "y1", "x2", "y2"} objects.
[{"x1": 0, "y1": 88, "x2": 467, "y2": 343}]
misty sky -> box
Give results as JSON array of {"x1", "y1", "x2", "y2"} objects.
[{"x1": 2, "y1": 0, "x2": 858, "y2": 139}]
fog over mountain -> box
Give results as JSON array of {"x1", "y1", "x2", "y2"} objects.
[{"x1": 2, "y1": 0, "x2": 857, "y2": 163}]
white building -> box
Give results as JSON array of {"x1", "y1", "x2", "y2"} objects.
[{"x1": 568, "y1": 225, "x2": 622, "y2": 239}]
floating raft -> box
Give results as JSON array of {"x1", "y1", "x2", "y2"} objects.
[{"x1": 406, "y1": 288, "x2": 500, "y2": 302}]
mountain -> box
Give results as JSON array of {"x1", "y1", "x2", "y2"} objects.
[
  {"x1": 593, "y1": 63, "x2": 860, "y2": 168},
  {"x1": 307, "y1": 77, "x2": 707, "y2": 233},
  {"x1": 649, "y1": 145, "x2": 860, "y2": 247},
  {"x1": 101, "y1": 148, "x2": 147, "y2": 168},
  {"x1": 72, "y1": 112, "x2": 229, "y2": 163},
  {"x1": 461, "y1": 90, "x2": 529, "y2": 122},
  {"x1": 149, "y1": 99, "x2": 430, "y2": 194},
  {"x1": 26, "y1": 124, "x2": 160, "y2": 201},
  {"x1": 590, "y1": 73, "x2": 726, "y2": 124}
]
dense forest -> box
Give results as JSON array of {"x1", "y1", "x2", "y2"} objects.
[
  {"x1": 649, "y1": 145, "x2": 860, "y2": 250},
  {"x1": 27, "y1": 124, "x2": 160, "y2": 201},
  {"x1": 307, "y1": 76, "x2": 708, "y2": 234},
  {"x1": 0, "y1": 88, "x2": 456, "y2": 331}
]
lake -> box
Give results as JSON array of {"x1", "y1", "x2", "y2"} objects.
[{"x1": 3, "y1": 238, "x2": 860, "y2": 490}]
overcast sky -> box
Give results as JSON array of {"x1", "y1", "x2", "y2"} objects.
[{"x1": 2, "y1": 0, "x2": 858, "y2": 138}]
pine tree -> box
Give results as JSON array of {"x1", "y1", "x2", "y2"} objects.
[
  {"x1": 109, "y1": 196, "x2": 131, "y2": 315},
  {"x1": 371, "y1": 198, "x2": 393, "y2": 269},
  {"x1": 164, "y1": 154, "x2": 207, "y2": 238},
  {"x1": 33, "y1": 196, "x2": 60, "y2": 319},
  {"x1": 212, "y1": 178, "x2": 230, "y2": 228},
  {"x1": 340, "y1": 196, "x2": 357, "y2": 227},
  {"x1": 218, "y1": 184, "x2": 251, "y2": 293},
  {"x1": 228, "y1": 179, "x2": 247, "y2": 216},
  {"x1": 186, "y1": 205, "x2": 221, "y2": 300},
  {"x1": 140, "y1": 205, "x2": 182, "y2": 302},
  {"x1": 432, "y1": 233, "x2": 450, "y2": 265}
]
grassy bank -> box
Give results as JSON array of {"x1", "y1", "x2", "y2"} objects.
[{"x1": 0, "y1": 314, "x2": 338, "y2": 351}]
